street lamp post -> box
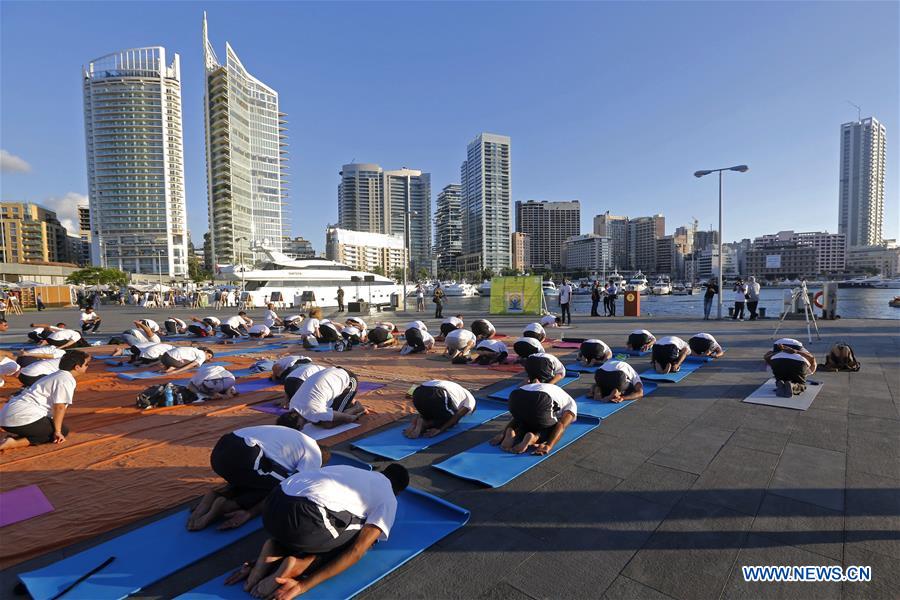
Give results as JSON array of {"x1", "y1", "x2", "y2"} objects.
[
  {"x1": 236, "y1": 237, "x2": 247, "y2": 297},
  {"x1": 693, "y1": 164, "x2": 749, "y2": 320}
]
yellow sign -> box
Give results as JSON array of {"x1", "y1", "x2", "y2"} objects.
[{"x1": 490, "y1": 276, "x2": 543, "y2": 315}]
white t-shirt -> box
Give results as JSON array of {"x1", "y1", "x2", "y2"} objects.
[
  {"x1": 582, "y1": 339, "x2": 611, "y2": 356},
  {"x1": 346, "y1": 317, "x2": 367, "y2": 330},
  {"x1": 168, "y1": 318, "x2": 187, "y2": 329},
  {"x1": 770, "y1": 351, "x2": 811, "y2": 367},
  {"x1": 165, "y1": 346, "x2": 208, "y2": 365},
  {"x1": 775, "y1": 338, "x2": 803, "y2": 349},
  {"x1": 691, "y1": 333, "x2": 721, "y2": 353},
  {"x1": 515, "y1": 337, "x2": 543, "y2": 353},
  {"x1": 20, "y1": 358, "x2": 61, "y2": 377},
  {"x1": 476, "y1": 339, "x2": 508, "y2": 354},
  {"x1": 524, "y1": 323, "x2": 546, "y2": 338},
  {"x1": 0, "y1": 369, "x2": 76, "y2": 427},
  {"x1": 0, "y1": 357, "x2": 21, "y2": 386},
  {"x1": 275, "y1": 355, "x2": 308, "y2": 371},
  {"x1": 80, "y1": 311, "x2": 99, "y2": 323},
  {"x1": 224, "y1": 315, "x2": 247, "y2": 328},
  {"x1": 234, "y1": 426, "x2": 322, "y2": 474},
  {"x1": 519, "y1": 382, "x2": 577, "y2": 419},
  {"x1": 286, "y1": 363, "x2": 328, "y2": 382},
  {"x1": 249, "y1": 324, "x2": 271, "y2": 336},
  {"x1": 290, "y1": 367, "x2": 351, "y2": 422},
  {"x1": 139, "y1": 319, "x2": 160, "y2": 332},
  {"x1": 598, "y1": 360, "x2": 641, "y2": 387},
  {"x1": 299, "y1": 318, "x2": 320, "y2": 336},
  {"x1": 263, "y1": 310, "x2": 279, "y2": 328},
  {"x1": 24, "y1": 346, "x2": 66, "y2": 359},
  {"x1": 279, "y1": 466, "x2": 398, "y2": 541},
  {"x1": 559, "y1": 284, "x2": 573, "y2": 303},
  {"x1": 190, "y1": 364, "x2": 234, "y2": 387},
  {"x1": 405, "y1": 320, "x2": 428, "y2": 332},
  {"x1": 531, "y1": 352, "x2": 566, "y2": 377},
  {"x1": 442, "y1": 316, "x2": 463, "y2": 328},
  {"x1": 419, "y1": 380, "x2": 476, "y2": 413},
  {"x1": 138, "y1": 343, "x2": 175, "y2": 360},
  {"x1": 284, "y1": 315, "x2": 303, "y2": 324},
  {"x1": 631, "y1": 329, "x2": 654, "y2": 339},
  {"x1": 656, "y1": 336, "x2": 687, "y2": 350},
  {"x1": 343, "y1": 325, "x2": 361, "y2": 337},
  {"x1": 48, "y1": 329, "x2": 82, "y2": 342},
  {"x1": 203, "y1": 316, "x2": 222, "y2": 327},
  {"x1": 540, "y1": 315, "x2": 558, "y2": 327},
  {"x1": 445, "y1": 329, "x2": 476, "y2": 350}
]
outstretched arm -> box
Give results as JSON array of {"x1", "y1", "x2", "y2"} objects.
[
  {"x1": 533, "y1": 411, "x2": 576, "y2": 455},
  {"x1": 166, "y1": 360, "x2": 200, "y2": 375},
  {"x1": 427, "y1": 406, "x2": 470, "y2": 436}
]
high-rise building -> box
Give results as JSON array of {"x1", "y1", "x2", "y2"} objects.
[
  {"x1": 283, "y1": 236, "x2": 316, "y2": 259},
  {"x1": 593, "y1": 212, "x2": 628, "y2": 270},
  {"x1": 83, "y1": 47, "x2": 189, "y2": 278},
  {"x1": 434, "y1": 184, "x2": 462, "y2": 273},
  {"x1": 562, "y1": 234, "x2": 611, "y2": 274},
  {"x1": 655, "y1": 235, "x2": 675, "y2": 276},
  {"x1": 325, "y1": 227, "x2": 407, "y2": 276},
  {"x1": 627, "y1": 214, "x2": 665, "y2": 273},
  {"x1": 754, "y1": 230, "x2": 847, "y2": 274},
  {"x1": 746, "y1": 242, "x2": 817, "y2": 280},
  {"x1": 338, "y1": 164, "x2": 431, "y2": 274},
  {"x1": 694, "y1": 229, "x2": 719, "y2": 253},
  {"x1": 511, "y1": 231, "x2": 531, "y2": 272},
  {"x1": 204, "y1": 13, "x2": 288, "y2": 266},
  {"x1": 0, "y1": 202, "x2": 71, "y2": 264},
  {"x1": 460, "y1": 133, "x2": 511, "y2": 274},
  {"x1": 77, "y1": 202, "x2": 91, "y2": 265},
  {"x1": 515, "y1": 200, "x2": 581, "y2": 269},
  {"x1": 839, "y1": 117, "x2": 886, "y2": 247}
]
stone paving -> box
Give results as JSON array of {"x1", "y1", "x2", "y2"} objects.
[{"x1": 1, "y1": 304, "x2": 897, "y2": 599}]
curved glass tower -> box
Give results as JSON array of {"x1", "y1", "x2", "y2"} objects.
[
  {"x1": 83, "y1": 47, "x2": 189, "y2": 278},
  {"x1": 203, "y1": 13, "x2": 288, "y2": 266}
]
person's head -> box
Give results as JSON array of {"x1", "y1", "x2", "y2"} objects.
[
  {"x1": 310, "y1": 307, "x2": 323, "y2": 320},
  {"x1": 0, "y1": 319, "x2": 7, "y2": 332},
  {"x1": 579, "y1": 341, "x2": 608, "y2": 364},
  {"x1": 198, "y1": 346, "x2": 214, "y2": 359},
  {"x1": 524, "y1": 354, "x2": 555, "y2": 383},
  {"x1": 276, "y1": 409, "x2": 308, "y2": 431},
  {"x1": 382, "y1": 463, "x2": 410, "y2": 496},
  {"x1": 513, "y1": 337, "x2": 542, "y2": 360},
  {"x1": 60, "y1": 350, "x2": 91, "y2": 376},
  {"x1": 84, "y1": 307, "x2": 94, "y2": 313},
  {"x1": 267, "y1": 303, "x2": 275, "y2": 310},
  {"x1": 651, "y1": 343, "x2": 680, "y2": 373},
  {"x1": 238, "y1": 311, "x2": 247, "y2": 317},
  {"x1": 748, "y1": 276, "x2": 756, "y2": 283},
  {"x1": 56, "y1": 322, "x2": 67, "y2": 328},
  {"x1": 404, "y1": 327, "x2": 425, "y2": 352},
  {"x1": 688, "y1": 336, "x2": 713, "y2": 355}
]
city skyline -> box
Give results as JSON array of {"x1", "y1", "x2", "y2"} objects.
[{"x1": 1, "y1": 2, "x2": 898, "y2": 254}]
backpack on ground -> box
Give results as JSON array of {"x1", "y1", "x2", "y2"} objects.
[
  {"x1": 823, "y1": 343, "x2": 861, "y2": 372},
  {"x1": 135, "y1": 383, "x2": 192, "y2": 409}
]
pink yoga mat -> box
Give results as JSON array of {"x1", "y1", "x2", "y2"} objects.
[
  {"x1": 553, "y1": 341, "x2": 582, "y2": 349},
  {"x1": 0, "y1": 484, "x2": 54, "y2": 527},
  {"x1": 250, "y1": 382, "x2": 386, "y2": 416}
]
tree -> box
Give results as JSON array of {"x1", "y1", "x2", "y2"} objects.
[
  {"x1": 391, "y1": 267, "x2": 404, "y2": 282},
  {"x1": 66, "y1": 266, "x2": 128, "y2": 286},
  {"x1": 416, "y1": 267, "x2": 429, "y2": 281},
  {"x1": 188, "y1": 254, "x2": 212, "y2": 283},
  {"x1": 500, "y1": 267, "x2": 519, "y2": 277},
  {"x1": 478, "y1": 268, "x2": 494, "y2": 282},
  {"x1": 370, "y1": 265, "x2": 386, "y2": 276}
]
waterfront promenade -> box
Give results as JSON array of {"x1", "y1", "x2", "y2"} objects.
[{"x1": 1, "y1": 305, "x2": 897, "y2": 599}]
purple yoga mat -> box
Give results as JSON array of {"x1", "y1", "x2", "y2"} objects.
[
  {"x1": 0, "y1": 484, "x2": 54, "y2": 527},
  {"x1": 249, "y1": 382, "x2": 386, "y2": 416}
]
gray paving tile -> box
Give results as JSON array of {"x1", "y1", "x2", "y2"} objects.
[
  {"x1": 842, "y1": 546, "x2": 900, "y2": 600},
  {"x1": 615, "y1": 462, "x2": 698, "y2": 507},
  {"x1": 730, "y1": 425, "x2": 790, "y2": 455},
  {"x1": 751, "y1": 493, "x2": 844, "y2": 561},
  {"x1": 789, "y1": 408, "x2": 848, "y2": 453},
  {"x1": 575, "y1": 432, "x2": 654, "y2": 479},
  {"x1": 722, "y1": 533, "x2": 842, "y2": 599},
  {"x1": 770, "y1": 443, "x2": 846, "y2": 512},
  {"x1": 847, "y1": 414, "x2": 900, "y2": 438},
  {"x1": 623, "y1": 498, "x2": 754, "y2": 599},
  {"x1": 647, "y1": 425, "x2": 733, "y2": 475},
  {"x1": 844, "y1": 470, "x2": 900, "y2": 561},
  {"x1": 846, "y1": 427, "x2": 900, "y2": 481},
  {"x1": 601, "y1": 575, "x2": 675, "y2": 600},
  {"x1": 477, "y1": 581, "x2": 537, "y2": 600},
  {"x1": 691, "y1": 444, "x2": 779, "y2": 515}
]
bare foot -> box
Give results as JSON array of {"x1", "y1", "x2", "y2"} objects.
[
  {"x1": 511, "y1": 432, "x2": 538, "y2": 454},
  {"x1": 252, "y1": 555, "x2": 302, "y2": 598},
  {"x1": 188, "y1": 496, "x2": 226, "y2": 531},
  {"x1": 225, "y1": 562, "x2": 253, "y2": 585},
  {"x1": 499, "y1": 428, "x2": 517, "y2": 452}
]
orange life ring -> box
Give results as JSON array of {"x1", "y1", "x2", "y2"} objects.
[{"x1": 813, "y1": 291, "x2": 824, "y2": 309}]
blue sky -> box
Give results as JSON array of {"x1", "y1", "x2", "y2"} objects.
[{"x1": 1, "y1": 1, "x2": 897, "y2": 251}]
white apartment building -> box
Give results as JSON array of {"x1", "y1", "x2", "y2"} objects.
[
  {"x1": 754, "y1": 230, "x2": 847, "y2": 274},
  {"x1": 593, "y1": 212, "x2": 628, "y2": 270},
  {"x1": 204, "y1": 13, "x2": 287, "y2": 266},
  {"x1": 562, "y1": 234, "x2": 611, "y2": 274},
  {"x1": 325, "y1": 227, "x2": 407, "y2": 276},
  {"x1": 839, "y1": 117, "x2": 886, "y2": 247},
  {"x1": 460, "y1": 133, "x2": 511, "y2": 273},
  {"x1": 83, "y1": 47, "x2": 189, "y2": 278}
]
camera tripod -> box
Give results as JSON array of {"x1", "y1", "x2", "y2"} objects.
[{"x1": 772, "y1": 282, "x2": 821, "y2": 344}]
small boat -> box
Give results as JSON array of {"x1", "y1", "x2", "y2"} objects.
[
  {"x1": 442, "y1": 281, "x2": 478, "y2": 297},
  {"x1": 626, "y1": 271, "x2": 649, "y2": 294},
  {"x1": 477, "y1": 280, "x2": 492, "y2": 297},
  {"x1": 672, "y1": 283, "x2": 689, "y2": 295},
  {"x1": 651, "y1": 276, "x2": 672, "y2": 295},
  {"x1": 890, "y1": 297, "x2": 900, "y2": 308}
]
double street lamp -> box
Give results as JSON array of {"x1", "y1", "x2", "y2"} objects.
[{"x1": 693, "y1": 164, "x2": 749, "y2": 320}]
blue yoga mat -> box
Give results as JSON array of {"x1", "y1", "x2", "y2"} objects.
[
  {"x1": 433, "y1": 416, "x2": 601, "y2": 487},
  {"x1": 351, "y1": 401, "x2": 510, "y2": 460},
  {"x1": 487, "y1": 373, "x2": 580, "y2": 401},
  {"x1": 177, "y1": 487, "x2": 469, "y2": 600},
  {"x1": 214, "y1": 343, "x2": 290, "y2": 358},
  {"x1": 686, "y1": 355, "x2": 715, "y2": 363},
  {"x1": 234, "y1": 378, "x2": 281, "y2": 394},
  {"x1": 640, "y1": 358, "x2": 704, "y2": 382},
  {"x1": 574, "y1": 381, "x2": 658, "y2": 419},
  {"x1": 565, "y1": 362, "x2": 606, "y2": 374},
  {"x1": 612, "y1": 348, "x2": 651, "y2": 357},
  {"x1": 116, "y1": 362, "x2": 229, "y2": 381},
  {"x1": 18, "y1": 454, "x2": 369, "y2": 600}
]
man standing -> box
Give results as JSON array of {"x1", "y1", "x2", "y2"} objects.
[
  {"x1": 746, "y1": 276, "x2": 761, "y2": 320},
  {"x1": 732, "y1": 279, "x2": 747, "y2": 321},
  {"x1": 36, "y1": 294, "x2": 45, "y2": 311},
  {"x1": 605, "y1": 280, "x2": 618, "y2": 316},
  {"x1": 558, "y1": 279, "x2": 573, "y2": 325},
  {"x1": 336, "y1": 287, "x2": 345, "y2": 313},
  {"x1": 590, "y1": 281, "x2": 601, "y2": 317},
  {"x1": 702, "y1": 279, "x2": 718, "y2": 320},
  {"x1": 432, "y1": 284, "x2": 445, "y2": 319}
]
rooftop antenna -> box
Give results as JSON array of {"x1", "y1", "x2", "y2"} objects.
[{"x1": 846, "y1": 101, "x2": 861, "y2": 121}]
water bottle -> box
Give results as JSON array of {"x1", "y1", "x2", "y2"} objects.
[{"x1": 164, "y1": 384, "x2": 174, "y2": 407}]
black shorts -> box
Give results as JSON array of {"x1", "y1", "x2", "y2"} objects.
[
  {"x1": 594, "y1": 369, "x2": 634, "y2": 397},
  {"x1": 508, "y1": 388, "x2": 558, "y2": 435},
  {"x1": 263, "y1": 489, "x2": 364, "y2": 555},
  {"x1": 440, "y1": 323, "x2": 457, "y2": 337},
  {"x1": 579, "y1": 342, "x2": 606, "y2": 362},
  {"x1": 770, "y1": 358, "x2": 810, "y2": 385},
  {"x1": 188, "y1": 324, "x2": 210, "y2": 337},
  {"x1": 160, "y1": 354, "x2": 189, "y2": 369},
  {"x1": 210, "y1": 433, "x2": 289, "y2": 509},
  {"x1": 412, "y1": 385, "x2": 455, "y2": 425},
  {"x1": 513, "y1": 340, "x2": 541, "y2": 359},
  {"x1": 330, "y1": 371, "x2": 359, "y2": 412},
  {"x1": 688, "y1": 336, "x2": 713, "y2": 354},
  {"x1": 27, "y1": 331, "x2": 46, "y2": 343},
  {"x1": 164, "y1": 320, "x2": 181, "y2": 335},
  {"x1": 18, "y1": 373, "x2": 48, "y2": 387},
  {"x1": 220, "y1": 324, "x2": 241, "y2": 339},
  {"x1": 404, "y1": 328, "x2": 425, "y2": 352},
  {"x1": 628, "y1": 333, "x2": 651, "y2": 350},
  {"x1": 368, "y1": 328, "x2": 390, "y2": 345},
  {"x1": 523, "y1": 330, "x2": 544, "y2": 342},
  {"x1": 471, "y1": 320, "x2": 494, "y2": 338},
  {"x1": 652, "y1": 344, "x2": 679, "y2": 367},
  {"x1": 284, "y1": 376, "x2": 307, "y2": 400},
  {"x1": 16, "y1": 356, "x2": 44, "y2": 368},
  {"x1": 342, "y1": 332, "x2": 361, "y2": 345},
  {"x1": 319, "y1": 325, "x2": 341, "y2": 343},
  {"x1": 474, "y1": 350, "x2": 507, "y2": 365},
  {"x1": 2, "y1": 416, "x2": 69, "y2": 445}
]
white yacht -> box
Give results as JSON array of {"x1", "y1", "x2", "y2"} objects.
[
  {"x1": 477, "y1": 280, "x2": 492, "y2": 296},
  {"x1": 441, "y1": 281, "x2": 479, "y2": 297},
  {"x1": 607, "y1": 271, "x2": 626, "y2": 293},
  {"x1": 216, "y1": 249, "x2": 401, "y2": 308},
  {"x1": 626, "y1": 271, "x2": 649, "y2": 294},
  {"x1": 651, "y1": 276, "x2": 672, "y2": 295},
  {"x1": 542, "y1": 280, "x2": 560, "y2": 297},
  {"x1": 672, "y1": 283, "x2": 689, "y2": 295}
]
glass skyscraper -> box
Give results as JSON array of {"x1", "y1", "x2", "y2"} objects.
[
  {"x1": 839, "y1": 117, "x2": 886, "y2": 247},
  {"x1": 83, "y1": 47, "x2": 188, "y2": 278},
  {"x1": 460, "y1": 133, "x2": 511, "y2": 274},
  {"x1": 203, "y1": 13, "x2": 287, "y2": 266}
]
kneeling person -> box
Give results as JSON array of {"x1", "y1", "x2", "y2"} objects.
[
  {"x1": 577, "y1": 339, "x2": 612, "y2": 366},
  {"x1": 512, "y1": 336, "x2": 544, "y2": 361},
  {"x1": 764, "y1": 339, "x2": 817, "y2": 398},
  {"x1": 688, "y1": 333, "x2": 724, "y2": 358},
  {"x1": 187, "y1": 425, "x2": 327, "y2": 531},
  {"x1": 277, "y1": 367, "x2": 366, "y2": 430},
  {"x1": 590, "y1": 360, "x2": 644, "y2": 403},
  {"x1": 471, "y1": 318, "x2": 496, "y2": 341},
  {"x1": 523, "y1": 352, "x2": 566, "y2": 384},
  {"x1": 651, "y1": 336, "x2": 689, "y2": 374},
  {"x1": 627, "y1": 329, "x2": 656, "y2": 352},
  {"x1": 473, "y1": 339, "x2": 508, "y2": 365},
  {"x1": 491, "y1": 383, "x2": 577, "y2": 455},
  {"x1": 404, "y1": 380, "x2": 476, "y2": 439},
  {"x1": 367, "y1": 322, "x2": 397, "y2": 348},
  {"x1": 400, "y1": 326, "x2": 434, "y2": 355},
  {"x1": 439, "y1": 315, "x2": 464, "y2": 339}
]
